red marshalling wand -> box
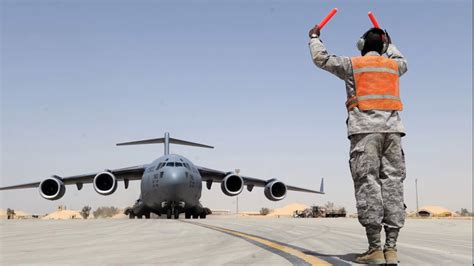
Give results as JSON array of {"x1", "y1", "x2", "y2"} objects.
[
  {"x1": 368, "y1": 11, "x2": 381, "y2": 28},
  {"x1": 317, "y1": 8, "x2": 338, "y2": 30}
]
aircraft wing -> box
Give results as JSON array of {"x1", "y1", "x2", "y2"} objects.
[
  {"x1": 0, "y1": 165, "x2": 147, "y2": 191},
  {"x1": 197, "y1": 166, "x2": 324, "y2": 194}
]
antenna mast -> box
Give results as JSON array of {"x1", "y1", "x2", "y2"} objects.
[{"x1": 415, "y1": 179, "x2": 419, "y2": 216}]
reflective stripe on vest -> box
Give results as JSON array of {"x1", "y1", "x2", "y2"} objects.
[
  {"x1": 348, "y1": 56, "x2": 403, "y2": 111},
  {"x1": 353, "y1": 67, "x2": 398, "y2": 75}
]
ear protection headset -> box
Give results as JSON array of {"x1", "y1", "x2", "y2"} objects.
[{"x1": 356, "y1": 28, "x2": 389, "y2": 54}]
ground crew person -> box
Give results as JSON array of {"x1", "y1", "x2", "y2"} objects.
[{"x1": 308, "y1": 25, "x2": 407, "y2": 264}]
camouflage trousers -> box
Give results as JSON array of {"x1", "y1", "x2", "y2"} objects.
[{"x1": 349, "y1": 133, "x2": 406, "y2": 230}]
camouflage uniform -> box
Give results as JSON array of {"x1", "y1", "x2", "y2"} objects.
[
  {"x1": 309, "y1": 37, "x2": 407, "y2": 249},
  {"x1": 350, "y1": 133, "x2": 406, "y2": 248}
]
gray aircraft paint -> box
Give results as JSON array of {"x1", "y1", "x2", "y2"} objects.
[
  {"x1": 0, "y1": 132, "x2": 324, "y2": 219},
  {"x1": 140, "y1": 154, "x2": 203, "y2": 214}
]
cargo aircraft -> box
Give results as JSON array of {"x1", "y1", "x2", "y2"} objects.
[{"x1": 0, "y1": 133, "x2": 324, "y2": 219}]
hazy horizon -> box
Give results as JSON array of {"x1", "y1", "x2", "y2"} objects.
[{"x1": 1, "y1": 0, "x2": 472, "y2": 215}]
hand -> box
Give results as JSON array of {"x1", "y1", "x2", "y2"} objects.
[
  {"x1": 309, "y1": 24, "x2": 320, "y2": 38},
  {"x1": 384, "y1": 29, "x2": 392, "y2": 44}
]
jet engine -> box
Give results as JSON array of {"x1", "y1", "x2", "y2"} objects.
[
  {"x1": 39, "y1": 176, "x2": 66, "y2": 200},
  {"x1": 221, "y1": 174, "x2": 244, "y2": 196},
  {"x1": 93, "y1": 171, "x2": 118, "y2": 195},
  {"x1": 264, "y1": 180, "x2": 287, "y2": 201}
]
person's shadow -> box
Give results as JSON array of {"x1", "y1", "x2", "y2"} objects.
[
  {"x1": 303, "y1": 250, "x2": 397, "y2": 265},
  {"x1": 273, "y1": 240, "x2": 359, "y2": 265},
  {"x1": 302, "y1": 250, "x2": 358, "y2": 265}
]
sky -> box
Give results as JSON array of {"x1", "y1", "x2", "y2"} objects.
[{"x1": 0, "y1": 0, "x2": 472, "y2": 215}]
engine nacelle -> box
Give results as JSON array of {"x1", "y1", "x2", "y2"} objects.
[
  {"x1": 264, "y1": 180, "x2": 287, "y2": 201},
  {"x1": 221, "y1": 174, "x2": 244, "y2": 196},
  {"x1": 39, "y1": 177, "x2": 66, "y2": 200},
  {"x1": 93, "y1": 171, "x2": 118, "y2": 195}
]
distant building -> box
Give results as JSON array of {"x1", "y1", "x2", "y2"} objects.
[
  {"x1": 417, "y1": 206, "x2": 453, "y2": 217},
  {"x1": 211, "y1": 210, "x2": 231, "y2": 215}
]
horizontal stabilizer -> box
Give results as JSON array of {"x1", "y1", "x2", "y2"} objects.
[
  {"x1": 117, "y1": 137, "x2": 213, "y2": 149},
  {"x1": 169, "y1": 138, "x2": 214, "y2": 149},
  {"x1": 117, "y1": 133, "x2": 213, "y2": 155},
  {"x1": 116, "y1": 138, "x2": 164, "y2": 146}
]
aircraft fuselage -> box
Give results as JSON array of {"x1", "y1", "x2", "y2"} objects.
[{"x1": 140, "y1": 154, "x2": 203, "y2": 216}]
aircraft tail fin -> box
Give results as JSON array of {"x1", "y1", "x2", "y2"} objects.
[
  {"x1": 117, "y1": 132, "x2": 213, "y2": 155},
  {"x1": 319, "y1": 178, "x2": 324, "y2": 194}
]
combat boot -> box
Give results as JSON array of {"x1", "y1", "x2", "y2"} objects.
[
  {"x1": 384, "y1": 226, "x2": 400, "y2": 264},
  {"x1": 355, "y1": 248, "x2": 386, "y2": 264},
  {"x1": 384, "y1": 248, "x2": 398, "y2": 264}
]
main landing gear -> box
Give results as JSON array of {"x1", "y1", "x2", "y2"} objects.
[
  {"x1": 127, "y1": 211, "x2": 151, "y2": 219},
  {"x1": 184, "y1": 209, "x2": 206, "y2": 219}
]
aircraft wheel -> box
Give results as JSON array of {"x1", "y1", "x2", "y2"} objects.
[
  {"x1": 137, "y1": 215, "x2": 142, "y2": 219},
  {"x1": 174, "y1": 210, "x2": 180, "y2": 219},
  {"x1": 185, "y1": 212, "x2": 191, "y2": 219},
  {"x1": 192, "y1": 213, "x2": 198, "y2": 219},
  {"x1": 129, "y1": 213, "x2": 135, "y2": 219},
  {"x1": 200, "y1": 212, "x2": 207, "y2": 219},
  {"x1": 166, "y1": 209, "x2": 172, "y2": 219},
  {"x1": 144, "y1": 213, "x2": 150, "y2": 219}
]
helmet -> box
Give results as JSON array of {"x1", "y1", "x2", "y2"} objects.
[{"x1": 356, "y1": 28, "x2": 389, "y2": 55}]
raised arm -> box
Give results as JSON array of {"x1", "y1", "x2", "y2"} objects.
[
  {"x1": 387, "y1": 44, "x2": 408, "y2": 76},
  {"x1": 384, "y1": 31, "x2": 408, "y2": 76},
  {"x1": 309, "y1": 37, "x2": 351, "y2": 80}
]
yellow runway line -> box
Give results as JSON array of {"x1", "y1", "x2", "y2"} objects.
[{"x1": 187, "y1": 221, "x2": 332, "y2": 266}]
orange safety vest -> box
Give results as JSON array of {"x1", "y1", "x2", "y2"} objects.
[{"x1": 346, "y1": 56, "x2": 403, "y2": 111}]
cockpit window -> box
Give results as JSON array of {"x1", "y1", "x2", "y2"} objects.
[
  {"x1": 165, "y1": 162, "x2": 175, "y2": 167},
  {"x1": 156, "y1": 163, "x2": 164, "y2": 170},
  {"x1": 175, "y1": 162, "x2": 184, "y2": 167}
]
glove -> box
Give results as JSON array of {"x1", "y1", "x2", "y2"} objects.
[
  {"x1": 308, "y1": 25, "x2": 321, "y2": 38},
  {"x1": 384, "y1": 29, "x2": 392, "y2": 44}
]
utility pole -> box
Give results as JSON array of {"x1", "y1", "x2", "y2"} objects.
[
  {"x1": 236, "y1": 197, "x2": 239, "y2": 218},
  {"x1": 415, "y1": 179, "x2": 419, "y2": 216},
  {"x1": 235, "y1": 168, "x2": 240, "y2": 218}
]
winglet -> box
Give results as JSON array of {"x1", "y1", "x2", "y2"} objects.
[{"x1": 319, "y1": 178, "x2": 324, "y2": 194}]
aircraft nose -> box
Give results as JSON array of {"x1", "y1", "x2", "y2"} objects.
[{"x1": 162, "y1": 168, "x2": 187, "y2": 190}]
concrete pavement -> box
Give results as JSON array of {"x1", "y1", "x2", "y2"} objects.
[{"x1": 0, "y1": 217, "x2": 472, "y2": 265}]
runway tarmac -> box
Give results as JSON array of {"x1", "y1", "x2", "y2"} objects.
[{"x1": 0, "y1": 217, "x2": 472, "y2": 265}]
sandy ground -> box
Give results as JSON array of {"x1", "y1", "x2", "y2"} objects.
[
  {"x1": 267, "y1": 203, "x2": 309, "y2": 217},
  {"x1": 42, "y1": 210, "x2": 83, "y2": 220},
  {"x1": 0, "y1": 217, "x2": 472, "y2": 265}
]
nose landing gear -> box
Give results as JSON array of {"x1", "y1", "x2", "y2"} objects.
[
  {"x1": 166, "y1": 208, "x2": 180, "y2": 219},
  {"x1": 162, "y1": 202, "x2": 209, "y2": 219},
  {"x1": 165, "y1": 201, "x2": 184, "y2": 219}
]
